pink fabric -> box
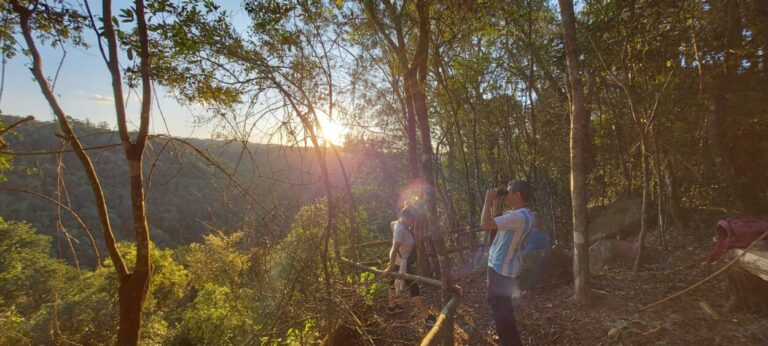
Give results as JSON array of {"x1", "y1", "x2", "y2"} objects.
[{"x1": 708, "y1": 218, "x2": 768, "y2": 262}]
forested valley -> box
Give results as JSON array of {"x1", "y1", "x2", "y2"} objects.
[{"x1": 1, "y1": 0, "x2": 767, "y2": 345}]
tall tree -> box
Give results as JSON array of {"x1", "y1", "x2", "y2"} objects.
[
  {"x1": 362, "y1": 0, "x2": 422, "y2": 180},
  {"x1": 558, "y1": 0, "x2": 591, "y2": 304},
  {"x1": 8, "y1": 0, "x2": 155, "y2": 343},
  {"x1": 706, "y1": 0, "x2": 742, "y2": 209}
]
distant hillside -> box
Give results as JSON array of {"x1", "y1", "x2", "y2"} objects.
[{"x1": 0, "y1": 115, "x2": 350, "y2": 265}]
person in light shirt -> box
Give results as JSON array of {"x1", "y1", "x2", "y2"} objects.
[
  {"x1": 384, "y1": 206, "x2": 436, "y2": 328},
  {"x1": 480, "y1": 180, "x2": 536, "y2": 346}
]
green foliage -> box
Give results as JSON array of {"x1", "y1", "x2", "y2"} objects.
[
  {"x1": 0, "y1": 120, "x2": 10, "y2": 181},
  {"x1": 172, "y1": 231, "x2": 266, "y2": 344},
  {"x1": 357, "y1": 271, "x2": 385, "y2": 305},
  {"x1": 4, "y1": 0, "x2": 768, "y2": 343},
  {"x1": 1, "y1": 0, "x2": 89, "y2": 59},
  {"x1": 45, "y1": 267, "x2": 119, "y2": 344},
  {"x1": 285, "y1": 319, "x2": 319, "y2": 345},
  {"x1": 0, "y1": 219, "x2": 114, "y2": 344},
  {"x1": 0, "y1": 220, "x2": 192, "y2": 344},
  {"x1": 179, "y1": 283, "x2": 254, "y2": 345},
  {"x1": 0, "y1": 306, "x2": 26, "y2": 345},
  {"x1": 0, "y1": 220, "x2": 71, "y2": 316},
  {"x1": 103, "y1": 242, "x2": 191, "y2": 345},
  {"x1": 178, "y1": 231, "x2": 251, "y2": 290}
]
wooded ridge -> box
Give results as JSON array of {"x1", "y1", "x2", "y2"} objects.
[{"x1": 1, "y1": 0, "x2": 767, "y2": 344}]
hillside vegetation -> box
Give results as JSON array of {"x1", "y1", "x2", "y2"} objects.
[{"x1": 2, "y1": 0, "x2": 768, "y2": 344}]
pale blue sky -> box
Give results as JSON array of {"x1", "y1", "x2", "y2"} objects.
[{"x1": 1, "y1": 0, "x2": 249, "y2": 139}]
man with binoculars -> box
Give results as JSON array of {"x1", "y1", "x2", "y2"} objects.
[{"x1": 480, "y1": 180, "x2": 536, "y2": 346}]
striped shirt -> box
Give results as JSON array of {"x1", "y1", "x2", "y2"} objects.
[{"x1": 488, "y1": 208, "x2": 533, "y2": 278}]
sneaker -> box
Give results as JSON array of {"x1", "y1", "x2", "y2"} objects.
[
  {"x1": 386, "y1": 305, "x2": 404, "y2": 314},
  {"x1": 424, "y1": 315, "x2": 437, "y2": 328}
]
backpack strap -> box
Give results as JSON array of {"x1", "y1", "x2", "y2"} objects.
[
  {"x1": 395, "y1": 221, "x2": 416, "y2": 262},
  {"x1": 512, "y1": 209, "x2": 534, "y2": 263}
]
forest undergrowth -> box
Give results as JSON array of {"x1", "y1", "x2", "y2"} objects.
[{"x1": 372, "y1": 208, "x2": 768, "y2": 345}]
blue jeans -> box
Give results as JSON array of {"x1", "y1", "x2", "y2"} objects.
[{"x1": 487, "y1": 267, "x2": 523, "y2": 346}]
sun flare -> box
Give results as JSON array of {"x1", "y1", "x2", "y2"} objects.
[{"x1": 318, "y1": 116, "x2": 349, "y2": 146}]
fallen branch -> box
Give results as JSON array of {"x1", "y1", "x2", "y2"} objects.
[
  {"x1": 346, "y1": 239, "x2": 391, "y2": 251},
  {"x1": 698, "y1": 301, "x2": 720, "y2": 320},
  {"x1": 360, "y1": 257, "x2": 388, "y2": 267},
  {"x1": 641, "y1": 325, "x2": 662, "y2": 336},
  {"x1": 639, "y1": 231, "x2": 768, "y2": 311},
  {"x1": 339, "y1": 257, "x2": 443, "y2": 287}
]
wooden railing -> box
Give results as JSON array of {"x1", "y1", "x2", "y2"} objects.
[
  {"x1": 420, "y1": 296, "x2": 459, "y2": 346},
  {"x1": 341, "y1": 226, "x2": 488, "y2": 345}
]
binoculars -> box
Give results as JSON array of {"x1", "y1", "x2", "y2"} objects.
[{"x1": 496, "y1": 188, "x2": 509, "y2": 198}]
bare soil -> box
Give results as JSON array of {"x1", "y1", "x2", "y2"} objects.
[{"x1": 372, "y1": 210, "x2": 768, "y2": 345}]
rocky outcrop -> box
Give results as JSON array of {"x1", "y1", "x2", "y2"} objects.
[
  {"x1": 589, "y1": 239, "x2": 641, "y2": 274},
  {"x1": 588, "y1": 197, "x2": 655, "y2": 244}
]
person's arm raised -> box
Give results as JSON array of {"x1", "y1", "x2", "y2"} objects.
[{"x1": 481, "y1": 189, "x2": 498, "y2": 230}]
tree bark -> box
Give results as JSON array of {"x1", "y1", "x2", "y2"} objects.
[
  {"x1": 664, "y1": 155, "x2": 687, "y2": 231},
  {"x1": 433, "y1": 57, "x2": 477, "y2": 225},
  {"x1": 12, "y1": 0, "x2": 128, "y2": 280},
  {"x1": 103, "y1": 0, "x2": 155, "y2": 343},
  {"x1": 558, "y1": 0, "x2": 591, "y2": 305},
  {"x1": 12, "y1": 0, "x2": 156, "y2": 343},
  {"x1": 633, "y1": 139, "x2": 648, "y2": 271},
  {"x1": 707, "y1": 0, "x2": 742, "y2": 209}
]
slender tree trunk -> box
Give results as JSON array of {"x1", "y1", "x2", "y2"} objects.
[
  {"x1": 14, "y1": 0, "x2": 156, "y2": 342},
  {"x1": 664, "y1": 155, "x2": 686, "y2": 231},
  {"x1": 633, "y1": 139, "x2": 648, "y2": 271},
  {"x1": 271, "y1": 81, "x2": 337, "y2": 336},
  {"x1": 558, "y1": 0, "x2": 591, "y2": 305},
  {"x1": 527, "y1": 0, "x2": 538, "y2": 179},
  {"x1": 403, "y1": 81, "x2": 422, "y2": 179},
  {"x1": 460, "y1": 84, "x2": 484, "y2": 206},
  {"x1": 602, "y1": 81, "x2": 632, "y2": 197},
  {"x1": 653, "y1": 129, "x2": 667, "y2": 249},
  {"x1": 433, "y1": 54, "x2": 477, "y2": 225},
  {"x1": 411, "y1": 0, "x2": 435, "y2": 204},
  {"x1": 707, "y1": 0, "x2": 742, "y2": 209},
  {"x1": 104, "y1": 0, "x2": 155, "y2": 342},
  {"x1": 396, "y1": 15, "x2": 421, "y2": 180},
  {"x1": 12, "y1": 0, "x2": 127, "y2": 278}
]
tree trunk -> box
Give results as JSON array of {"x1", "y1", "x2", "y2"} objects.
[
  {"x1": 395, "y1": 10, "x2": 422, "y2": 180},
  {"x1": 412, "y1": 0, "x2": 435, "y2": 207},
  {"x1": 707, "y1": 0, "x2": 742, "y2": 209},
  {"x1": 106, "y1": 1, "x2": 155, "y2": 343},
  {"x1": 433, "y1": 54, "x2": 477, "y2": 225},
  {"x1": 117, "y1": 269, "x2": 150, "y2": 345},
  {"x1": 664, "y1": 155, "x2": 687, "y2": 231},
  {"x1": 14, "y1": 0, "x2": 157, "y2": 342},
  {"x1": 633, "y1": 139, "x2": 648, "y2": 271},
  {"x1": 558, "y1": 0, "x2": 591, "y2": 305}
]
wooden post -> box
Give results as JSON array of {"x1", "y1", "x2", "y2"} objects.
[
  {"x1": 428, "y1": 218, "x2": 453, "y2": 345},
  {"x1": 416, "y1": 218, "x2": 435, "y2": 278},
  {"x1": 420, "y1": 296, "x2": 459, "y2": 346}
]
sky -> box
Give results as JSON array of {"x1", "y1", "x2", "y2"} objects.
[{"x1": 1, "y1": 1, "x2": 250, "y2": 140}]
